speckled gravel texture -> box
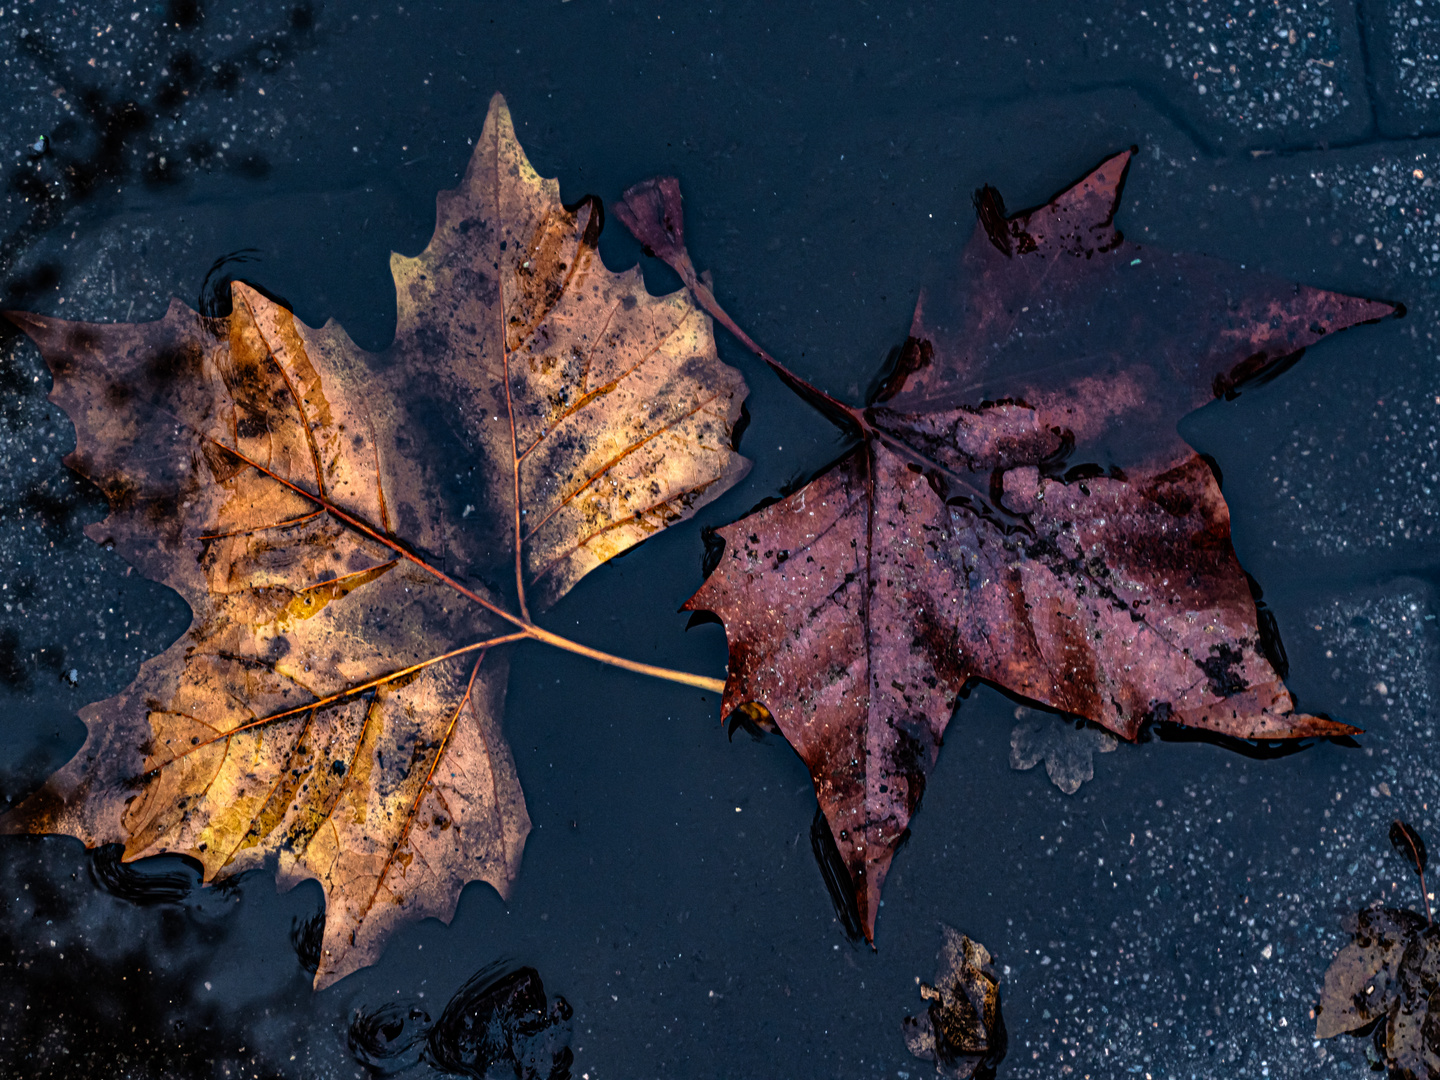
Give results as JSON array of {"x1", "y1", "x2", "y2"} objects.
[
  {"x1": 1365, "y1": 0, "x2": 1440, "y2": 134},
  {"x1": 1059, "y1": 0, "x2": 1369, "y2": 150},
  {"x1": 5, "y1": 3, "x2": 1440, "y2": 1079}
]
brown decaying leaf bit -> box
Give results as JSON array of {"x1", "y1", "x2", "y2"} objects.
[
  {"x1": 1317, "y1": 908, "x2": 1440, "y2": 1078},
  {"x1": 1, "y1": 94, "x2": 748, "y2": 988},
  {"x1": 903, "y1": 925, "x2": 1005, "y2": 1079},
  {"x1": 618, "y1": 152, "x2": 1396, "y2": 941},
  {"x1": 1392, "y1": 818, "x2": 1435, "y2": 926}
]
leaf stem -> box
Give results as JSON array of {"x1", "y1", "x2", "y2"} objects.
[
  {"x1": 671, "y1": 252, "x2": 1028, "y2": 532},
  {"x1": 675, "y1": 255, "x2": 870, "y2": 436},
  {"x1": 613, "y1": 176, "x2": 1030, "y2": 531},
  {"x1": 613, "y1": 176, "x2": 868, "y2": 435},
  {"x1": 207, "y1": 438, "x2": 727, "y2": 696},
  {"x1": 523, "y1": 623, "x2": 725, "y2": 693},
  {"x1": 1390, "y1": 819, "x2": 1433, "y2": 925}
]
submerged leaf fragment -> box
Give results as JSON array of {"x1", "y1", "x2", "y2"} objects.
[
  {"x1": 1008, "y1": 708, "x2": 1117, "y2": 795},
  {"x1": 348, "y1": 1001, "x2": 432, "y2": 1075},
  {"x1": 1320, "y1": 826, "x2": 1440, "y2": 1076},
  {"x1": 1319, "y1": 910, "x2": 1440, "y2": 1078},
  {"x1": 903, "y1": 925, "x2": 1005, "y2": 1079},
  {"x1": 1317, "y1": 907, "x2": 1428, "y2": 1039}
]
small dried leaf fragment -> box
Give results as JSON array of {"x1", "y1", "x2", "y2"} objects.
[
  {"x1": 1318, "y1": 907, "x2": 1440, "y2": 1078},
  {"x1": 1389, "y1": 929, "x2": 1440, "y2": 1080},
  {"x1": 1317, "y1": 907, "x2": 1428, "y2": 1039},
  {"x1": 1391, "y1": 818, "x2": 1436, "y2": 925},
  {"x1": 1394, "y1": 820, "x2": 1431, "y2": 878},
  {"x1": 1, "y1": 94, "x2": 748, "y2": 988},
  {"x1": 903, "y1": 926, "x2": 1005, "y2": 1079},
  {"x1": 1321, "y1": 826, "x2": 1440, "y2": 1076}
]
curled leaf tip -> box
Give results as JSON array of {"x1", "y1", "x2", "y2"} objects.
[{"x1": 613, "y1": 175, "x2": 688, "y2": 268}]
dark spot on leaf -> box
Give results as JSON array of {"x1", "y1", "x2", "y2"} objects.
[
  {"x1": 1199, "y1": 643, "x2": 1248, "y2": 697},
  {"x1": 144, "y1": 343, "x2": 202, "y2": 386},
  {"x1": 235, "y1": 414, "x2": 268, "y2": 439}
]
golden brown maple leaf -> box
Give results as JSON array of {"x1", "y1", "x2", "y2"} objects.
[{"x1": 1, "y1": 94, "x2": 747, "y2": 989}]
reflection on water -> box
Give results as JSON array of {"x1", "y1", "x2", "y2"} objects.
[
  {"x1": 347, "y1": 963, "x2": 573, "y2": 1080},
  {"x1": 1, "y1": 2, "x2": 318, "y2": 308},
  {"x1": 89, "y1": 843, "x2": 198, "y2": 906}
]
